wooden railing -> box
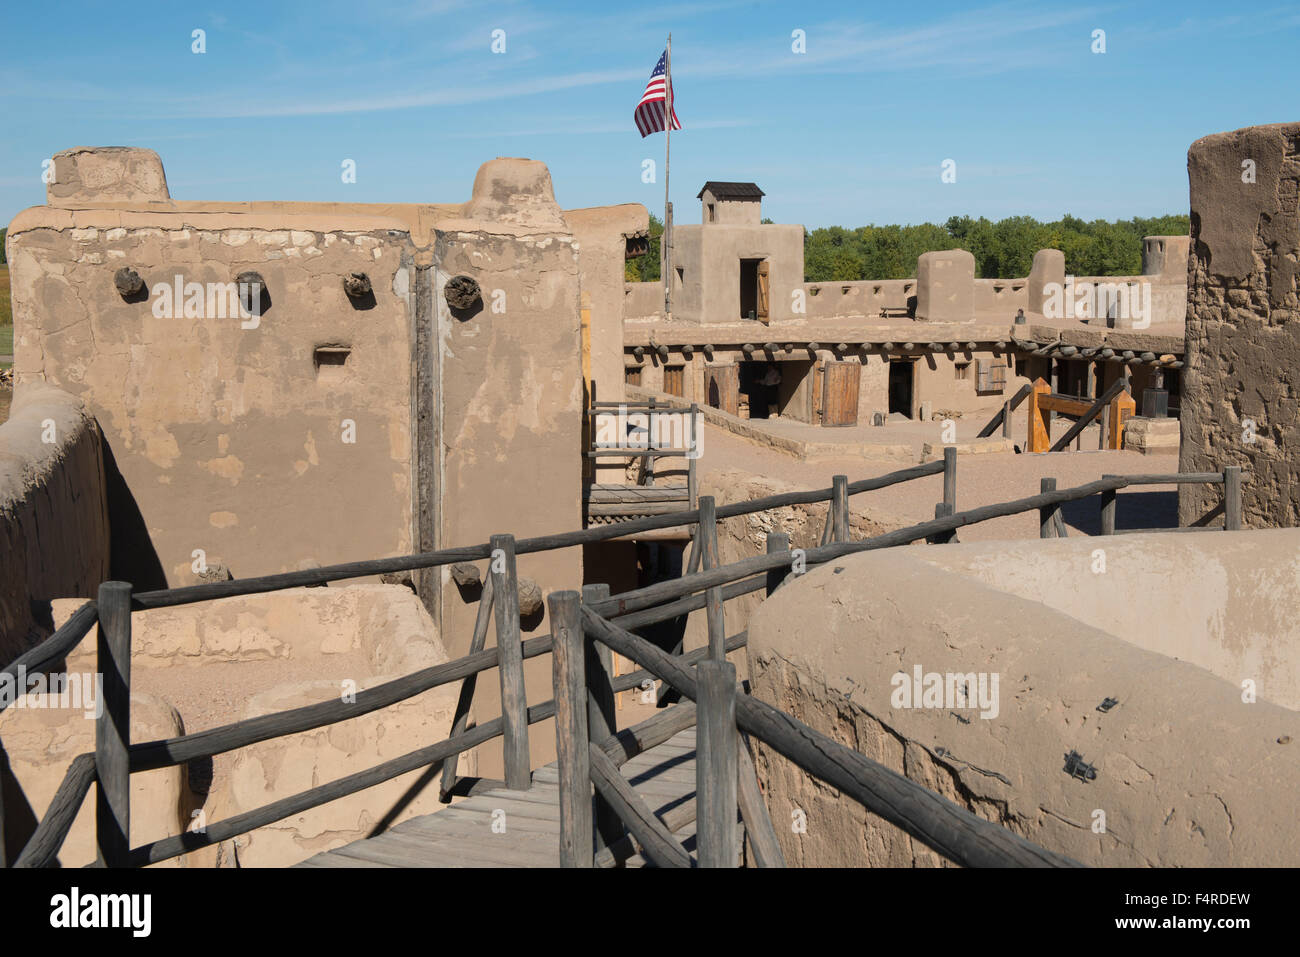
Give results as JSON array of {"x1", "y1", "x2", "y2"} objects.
[
  {"x1": 1036, "y1": 468, "x2": 1242, "y2": 538},
  {"x1": 7, "y1": 457, "x2": 1249, "y2": 869},
  {"x1": 8, "y1": 459, "x2": 944, "y2": 869}
]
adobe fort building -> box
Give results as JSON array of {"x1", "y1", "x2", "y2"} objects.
[
  {"x1": 2, "y1": 123, "x2": 1298, "y2": 868},
  {"x1": 623, "y1": 181, "x2": 1190, "y2": 432}
]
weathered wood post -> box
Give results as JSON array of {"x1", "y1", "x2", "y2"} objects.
[
  {"x1": 927, "y1": 502, "x2": 956, "y2": 544},
  {"x1": 942, "y1": 447, "x2": 957, "y2": 512},
  {"x1": 735, "y1": 733, "x2": 785, "y2": 868},
  {"x1": 696, "y1": 659, "x2": 738, "y2": 867},
  {"x1": 489, "y1": 534, "x2": 531, "y2": 790},
  {"x1": 1039, "y1": 478, "x2": 1057, "y2": 538},
  {"x1": 96, "y1": 581, "x2": 132, "y2": 867},
  {"x1": 699, "y1": 496, "x2": 726, "y2": 661},
  {"x1": 549, "y1": 591, "x2": 592, "y2": 867},
  {"x1": 687, "y1": 403, "x2": 699, "y2": 508},
  {"x1": 831, "y1": 474, "x2": 849, "y2": 543},
  {"x1": 1224, "y1": 466, "x2": 1243, "y2": 531},
  {"x1": 1027, "y1": 378, "x2": 1051, "y2": 453},
  {"x1": 1001, "y1": 398, "x2": 1012, "y2": 439},
  {"x1": 1100, "y1": 475, "x2": 1117, "y2": 536},
  {"x1": 581, "y1": 584, "x2": 623, "y2": 851},
  {"x1": 765, "y1": 532, "x2": 790, "y2": 596},
  {"x1": 440, "y1": 573, "x2": 496, "y2": 801}
]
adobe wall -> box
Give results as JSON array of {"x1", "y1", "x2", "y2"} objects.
[
  {"x1": 801, "y1": 279, "x2": 916, "y2": 319},
  {"x1": 0, "y1": 384, "x2": 109, "y2": 665},
  {"x1": 747, "y1": 546, "x2": 1300, "y2": 867},
  {"x1": 432, "y1": 159, "x2": 584, "y2": 777},
  {"x1": 6, "y1": 185, "x2": 417, "y2": 589},
  {"x1": 1180, "y1": 122, "x2": 1300, "y2": 528},
  {"x1": 670, "y1": 224, "x2": 804, "y2": 324},
  {"x1": 566, "y1": 204, "x2": 649, "y2": 406}
]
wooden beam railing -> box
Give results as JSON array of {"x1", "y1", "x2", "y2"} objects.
[
  {"x1": 128, "y1": 461, "x2": 946, "y2": 611},
  {"x1": 1098, "y1": 467, "x2": 1240, "y2": 535},
  {"x1": 13, "y1": 462, "x2": 1246, "y2": 869}
]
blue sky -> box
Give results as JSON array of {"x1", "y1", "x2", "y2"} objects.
[{"x1": 2, "y1": 0, "x2": 1297, "y2": 229}]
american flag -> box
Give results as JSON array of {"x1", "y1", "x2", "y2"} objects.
[{"x1": 633, "y1": 50, "x2": 681, "y2": 137}]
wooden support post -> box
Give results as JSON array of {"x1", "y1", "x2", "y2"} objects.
[
  {"x1": 581, "y1": 584, "x2": 624, "y2": 851},
  {"x1": 1107, "y1": 387, "x2": 1136, "y2": 450},
  {"x1": 1224, "y1": 466, "x2": 1243, "y2": 531},
  {"x1": 1098, "y1": 403, "x2": 1110, "y2": 451},
  {"x1": 439, "y1": 573, "x2": 495, "y2": 801},
  {"x1": 687, "y1": 404, "x2": 699, "y2": 509},
  {"x1": 549, "y1": 591, "x2": 592, "y2": 867},
  {"x1": 697, "y1": 659, "x2": 739, "y2": 867},
  {"x1": 927, "y1": 502, "x2": 957, "y2": 544},
  {"x1": 942, "y1": 447, "x2": 957, "y2": 512},
  {"x1": 1100, "y1": 476, "x2": 1117, "y2": 535},
  {"x1": 490, "y1": 534, "x2": 530, "y2": 791},
  {"x1": 699, "y1": 496, "x2": 726, "y2": 661},
  {"x1": 1001, "y1": 398, "x2": 1012, "y2": 439},
  {"x1": 736, "y1": 733, "x2": 784, "y2": 868},
  {"x1": 765, "y1": 532, "x2": 790, "y2": 596},
  {"x1": 1027, "y1": 378, "x2": 1051, "y2": 453},
  {"x1": 831, "y1": 475, "x2": 849, "y2": 543},
  {"x1": 1048, "y1": 360, "x2": 1059, "y2": 422},
  {"x1": 1039, "y1": 478, "x2": 1057, "y2": 539},
  {"x1": 96, "y1": 581, "x2": 132, "y2": 867}
]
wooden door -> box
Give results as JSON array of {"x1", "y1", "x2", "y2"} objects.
[
  {"x1": 820, "y1": 361, "x2": 860, "y2": 427},
  {"x1": 756, "y1": 261, "x2": 770, "y2": 324},
  {"x1": 663, "y1": 366, "x2": 684, "y2": 397},
  {"x1": 705, "y1": 364, "x2": 739, "y2": 416}
]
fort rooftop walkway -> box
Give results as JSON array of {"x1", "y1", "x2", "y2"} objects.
[{"x1": 297, "y1": 729, "x2": 705, "y2": 868}]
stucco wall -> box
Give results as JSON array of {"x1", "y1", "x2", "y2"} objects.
[
  {"x1": 671, "y1": 224, "x2": 803, "y2": 324},
  {"x1": 1180, "y1": 122, "x2": 1300, "y2": 528},
  {"x1": 6, "y1": 208, "x2": 416, "y2": 589},
  {"x1": 0, "y1": 384, "x2": 109, "y2": 665},
  {"x1": 566, "y1": 204, "x2": 648, "y2": 407},
  {"x1": 747, "y1": 543, "x2": 1300, "y2": 867}
]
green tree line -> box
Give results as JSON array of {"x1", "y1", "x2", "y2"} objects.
[{"x1": 625, "y1": 213, "x2": 1190, "y2": 282}]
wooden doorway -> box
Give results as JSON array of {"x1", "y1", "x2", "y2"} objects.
[
  {"x1": 740, "y1": 259, "x2": 769, "y2": 322},
  {"x1": 705, "y1": 364, "x2": 739, "y2": 416},
  {"x1": 816, "y1": 361, "x2": 860, "y2": 427}
]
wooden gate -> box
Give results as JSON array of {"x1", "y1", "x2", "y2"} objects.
[
  {"x1": 705, "y1": 364, "x2": 740, "y2": 416},
  {"x1": 819, "y1": 361, "x2": 860, "y2": 427}
]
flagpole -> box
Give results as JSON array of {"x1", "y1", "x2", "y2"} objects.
[{"x1": 663, "y1": 32, "x2": 673, "y2": 321}]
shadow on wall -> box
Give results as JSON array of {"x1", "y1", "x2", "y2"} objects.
[{"x1": 102, "y1": 440, "x2": 166, "y2": 590}]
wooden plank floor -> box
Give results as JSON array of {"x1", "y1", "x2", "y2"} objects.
[{"x1": 296, "y1": 729, "x2": 701, "y2": 868}]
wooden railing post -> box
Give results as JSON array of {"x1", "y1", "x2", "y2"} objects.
[
  {"x1": 699, "y1": 496, "x2": 726, "y2": 661},
  {"x1": 549, "y1": 591, "x2": 592, "y2": 867},
  {"x1": 831, "y1": 474, "x2": 849, "y2": 543},
  {"x1": 96, "y1": 581, "x2": 132, "y2": 867},
  {"x1": 489, "y1": 534, "x2": 530, "y2": 790},
  {"x1": 765, "y1": 532, "x2": 790, "y2": 596},
  {"x1": 927, "y1": 502, "x2": 956, "y2": 544},
  {"x1": 1224, "y1": 466, "x2": 1243, "y2": 530},
  {"x1": 687, "y1": 403, "x2": 699, "y2": 509},
  {"x1": 581, "y1": 584, "x2": 624, "y2": 851},
  {"x1": 1001, "y1": 398, "x2": 1012, "y2": 439},
  {"x1": 1100, "y1": 475, "x2": 1117, "y2": 535},
  {"x1": 942, "y1": 447, "x2": 957, "y2": 512},
  {"x1": 440, "y1": 572, "x2": 495, "y2": 801},
  {"x1": 1039, "y1": 478, "x2": 1057, "y2": 538},
  {"x1": 696, "y1": 659, "x2": 738, "y2": 867}
]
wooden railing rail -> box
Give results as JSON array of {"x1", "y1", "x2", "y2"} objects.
[
  {"x1": 128, "y1": 461, "x2": 944, "y2": 612},
  {"x1": 0, "y1": 601, "x2": 99, "y2": 716}
]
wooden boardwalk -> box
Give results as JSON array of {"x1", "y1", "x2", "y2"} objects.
[{"x1": 297, "y1": 729, "x2": 703, "y2": 868}]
